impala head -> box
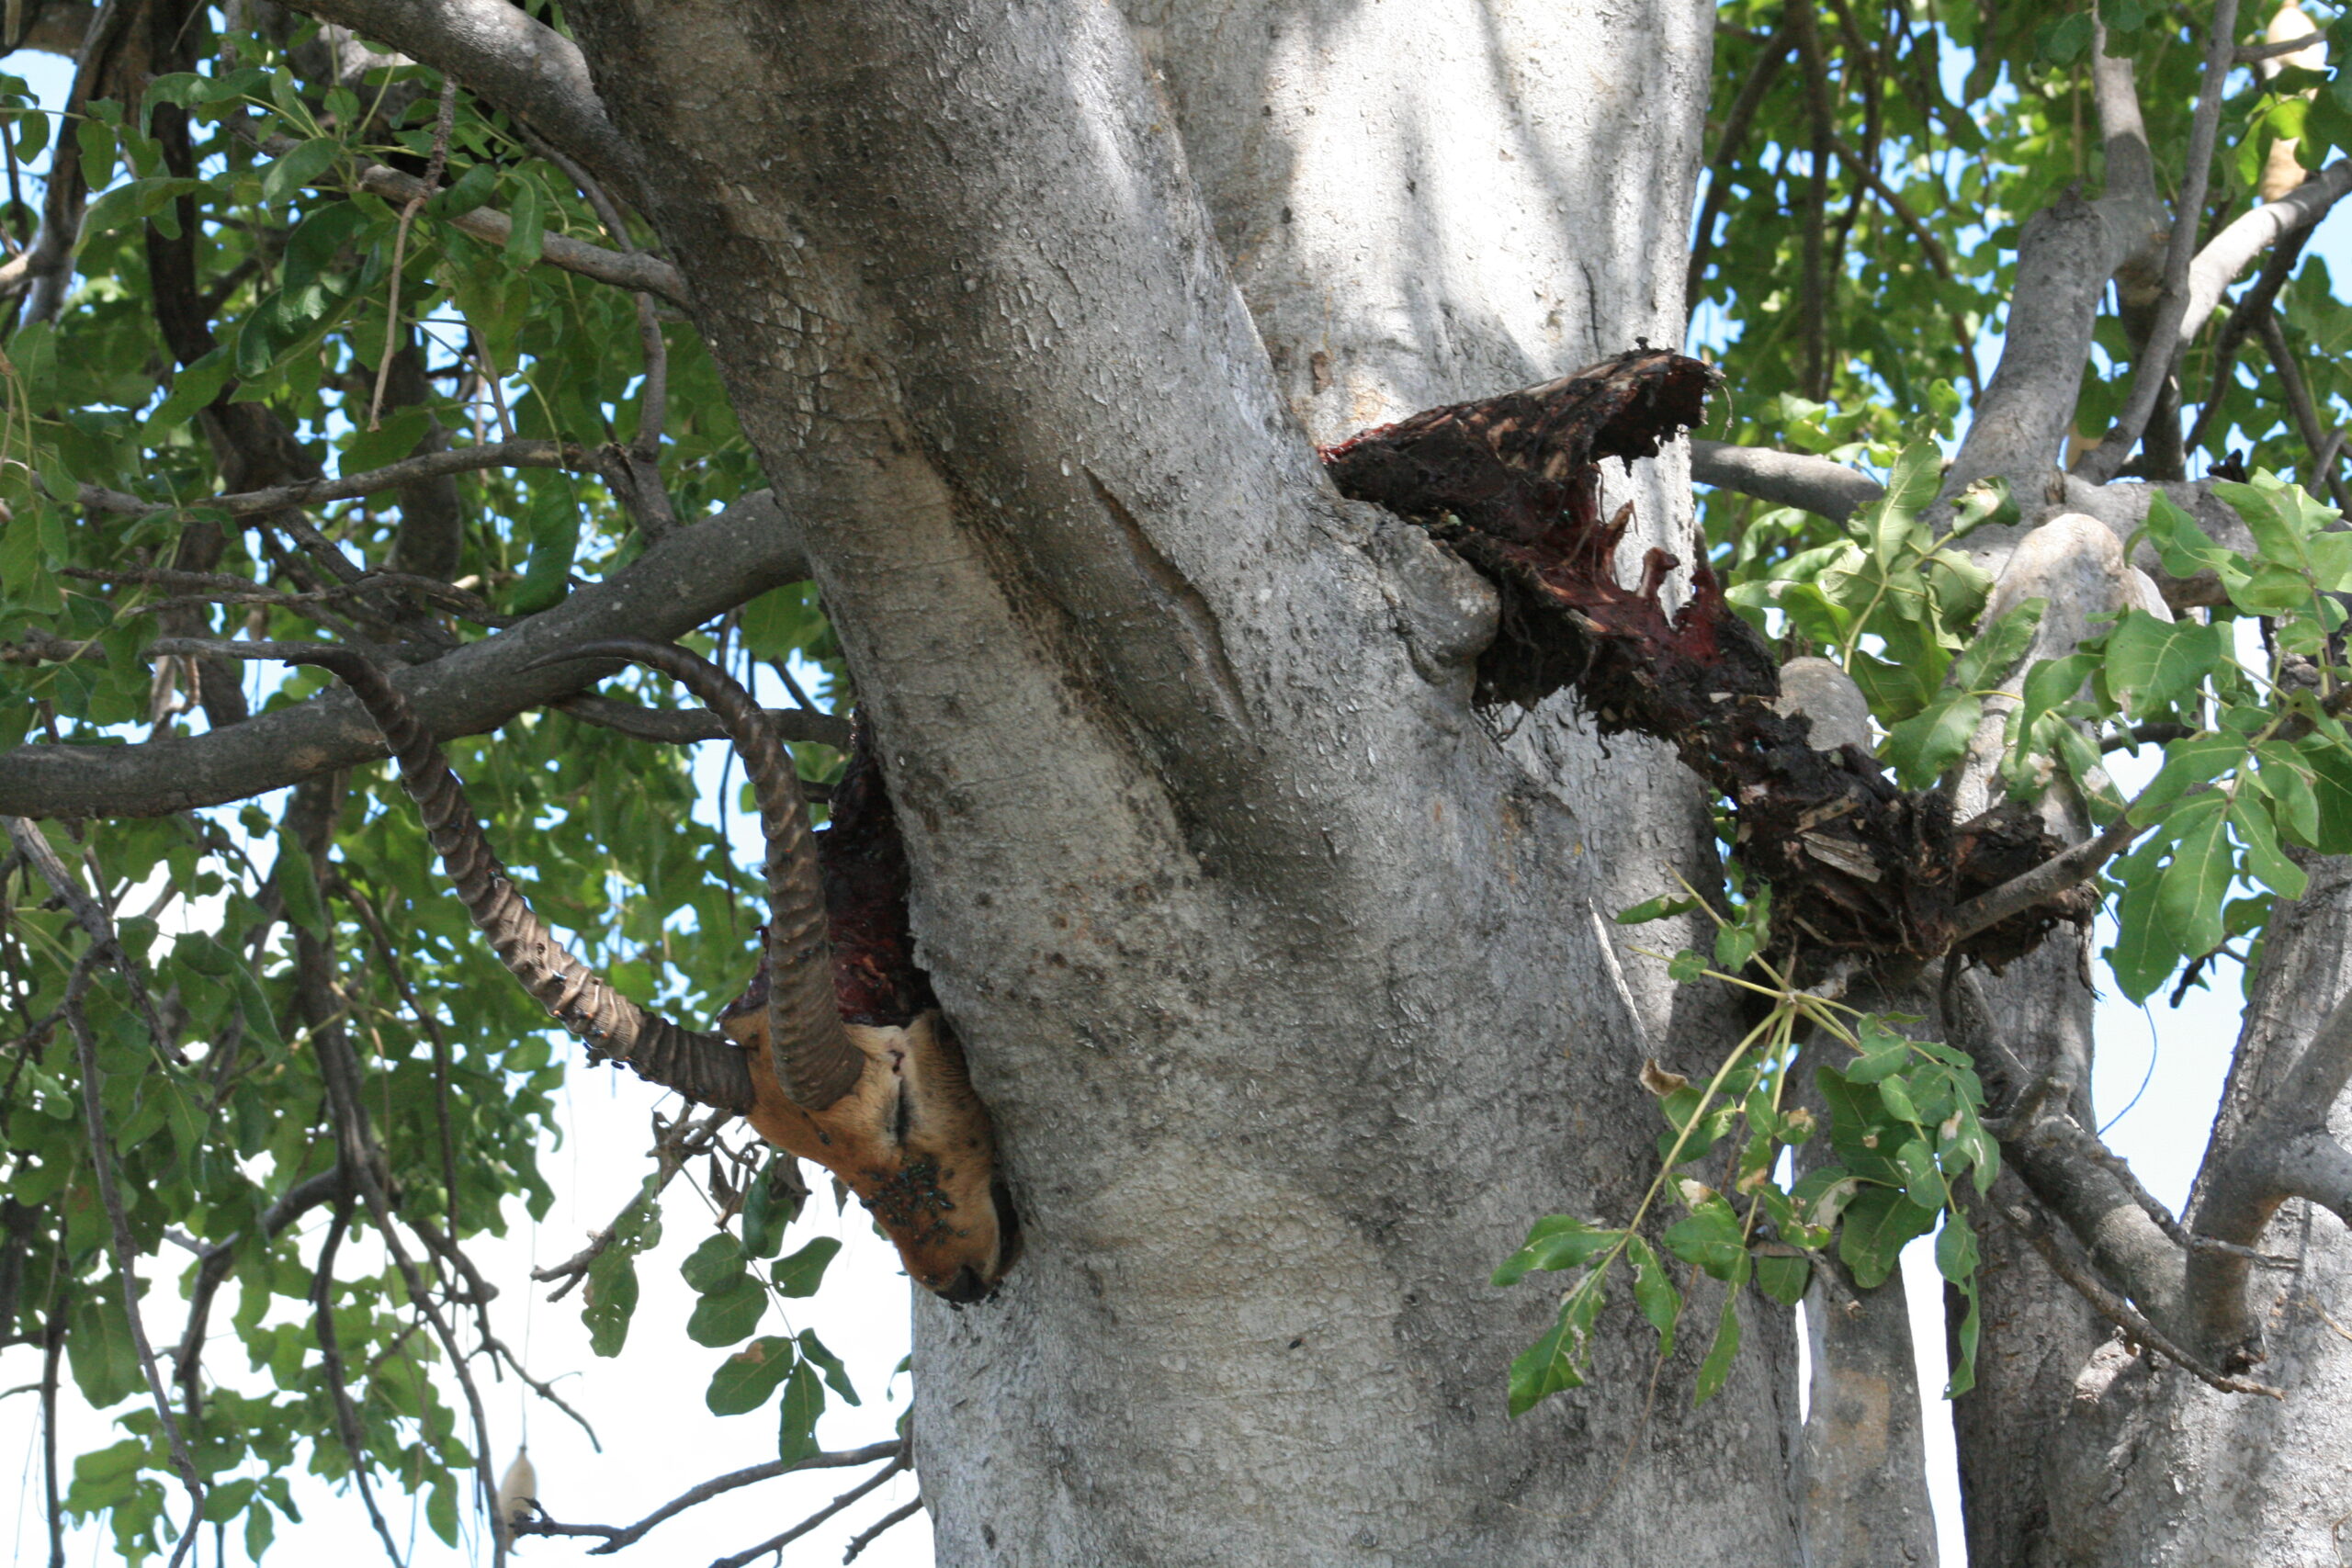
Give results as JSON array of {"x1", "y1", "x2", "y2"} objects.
[
  {"x1": 723, "y1": 973, "x2": 1018, "y2": 1303},
  {"x1": 199, "y1": 634, "x2": 1019, "y2": 1304},
  {"x1": 543, "y1": 639, "x2": 1020, "y2": 1303}
]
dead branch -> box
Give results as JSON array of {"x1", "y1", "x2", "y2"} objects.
[
  {"x1": 63, "y1": 989, "x2": 208, "y2": 1555},
  {"x1": 708, "y1": 1451, "x2": 911, "y2": 1568},
  {"x1": 532, "y1": 1108, "x2": 731, "y2": 1301},
  {"x1": 513, "y1": 1439, "x2": 902, "y2": 1552},
  {"x1": 842, "y1": 1497, "x2": 924, "y2": 1563},
  {"x1": 1993, "y1": 1173, "x2": 2281, "y2": 1398},
  {"x1": 312, "y1": 1198, "x2": 405, "y2": 1566}
]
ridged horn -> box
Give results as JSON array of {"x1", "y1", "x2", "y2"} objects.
[
  {"x1": 524, "y1": 638, "x2": 866, "y2": 1111},
  {"x1": 158, "y1": 638, "x2": 755, "y2": 1114}
]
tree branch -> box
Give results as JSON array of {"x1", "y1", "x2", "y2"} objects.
[
  {"x1": 2075, "y1": 0, "x2": 2244, "y2": 485},
  {"x1": 272, "y1": 0, "x2": 643, "y2": 207},
  {"x1": 1992, "y1": 1172, "x2": 2281, "y2": 1398},
  {"x1": 78, "y1": 439, "x2": 598, "y2": 521},
  {"x1": 1685, "y1": 20, "x2": 1794, "y2": 311},
  {"x1": 1947, "y1": 814, "x2": 2141, "y2": 948},
  {"x1": 707, "y1": 1452, "x2": 910, "y2": 1568},
  {"x1": 842, "y1": 1497, "x2": 924, "y2": 1562},
  {"x1": 351, "y1": 164, "x2": 690, "y2": 306},
  {"x1": 1944, "y1": 30, "x2": 2166, "y2": 499},
  {"x1": 514, "y1": 1440, "x2": 902, "y2": 1552},
  {"x1": 1688, "y1": 438, "x2": 1884, "y2": 521},
  {"x1": 62, "y1": 987, "x2": 208, "y2": 1555},
  {"x1": 0, "y1": 490, "x2": 807, "y2": 818},
  {"x1": 554, "y1": 694, "x2": 852, "y2": 750},
  {"x1": 2188, "y1": 947, "x2": 2352, "y2": 1353}
]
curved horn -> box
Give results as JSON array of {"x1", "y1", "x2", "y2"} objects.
[
  {"x1": 155, "y1": 638, "x2": 754, "y2": 1114},
  {"x1": 526, "y1": 637, "x2": 865, "y2": 1111}
]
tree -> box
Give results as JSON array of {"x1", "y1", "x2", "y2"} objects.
[{"x1": 6, "y1": 0, "x2": 2352, "y2": 1563}]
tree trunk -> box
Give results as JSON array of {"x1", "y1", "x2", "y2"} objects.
[
  {"x1": 560, "y1": 1, "x2": 1816, "y2": 1561},
  {"x1": 2047, "y1": 855, "x2": 2352, "y2": 1567}
]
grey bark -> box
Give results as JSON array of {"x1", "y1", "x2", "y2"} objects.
[
  {"x1": 1779, "y1": 660, "x2": 1940, "y2": 1568},
  {"x1": 2055, "y1": 856, "x2": 2352, "y2": 1567},
  {"x1": 545, "y1": 0, "x2": 1813, "y2": 1562}
]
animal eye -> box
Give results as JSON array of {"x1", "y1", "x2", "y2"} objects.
[{"x1": 892, "y1": 1081, "x2": 913, "y2": 1145}]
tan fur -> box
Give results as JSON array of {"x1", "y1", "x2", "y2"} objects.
[{"x1": 725, "y1": 1008, "x2": 1014, "y2": 1300}]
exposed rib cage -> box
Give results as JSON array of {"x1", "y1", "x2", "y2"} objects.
[
  {"x1": 548, "y1": 639, "x2": 864, "y2": 1110},
  {"x1": 266, "y1": 641, "x2": 757, "y2": 1113}
]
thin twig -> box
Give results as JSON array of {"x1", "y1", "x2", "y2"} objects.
[
  {"x1": 531, "y1": 1110, "x2": 729, "y2": 1301},
  {"x1": 66, "y1": 565, "x2": 516, "y2": 628},
  {"x1": 2258, "y1": 311, "x2": 2352, "y2": 514},
  {"x1": 513, "y1": 1441, "x2": 903, "y2": 1551},
  {"x1": 312, "y1": 1197, "x2": 406, "y2": 1567},
  {"x1": 480, "y1": 1337, "x2": 601, "y2": 1452},
  {"x1": 708, "y1": 1454, "x2": 910, "y2": 1568},
  {"x1": 1994, "y1": 1180, "x2": 2282, "y2": 1397},
  {"x1": 369, "y1": 77, "x2": 456, "y2": 430},
  {"x1": 40, "y1": 1301, "x2": 64, "y2": 1568},
  {"x1": 842, "y1": 1497, "x2": 923, "y2": 1563},
  {"x1": 76, "y1": 440, "x2": 594, "y2": 523},
  {"x1": 64, "y1": 990, "x2": 208, "y2": 1556},
  {"x1": 2, "y1": 818, "x2": 170, "y2": 1056}
]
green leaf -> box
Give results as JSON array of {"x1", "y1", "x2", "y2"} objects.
[
  {"x1": 772, "y1": 1235, "x2": 841, "y2": 1298},
  {"x1": 797, "y1": 1329, "x2": 860, "y2": 1404},
  {"x1": 80, "y1": 175, "x2": 210, "y2": 236},
  {"x1": 1947, "y1": 1277, "x2": 1983, "y2": 1398},
  {"x1": 777, "y1": 1359, "x2": 825, "y2": 1462},
  {"x1": 66, "y1": 1292, "x2": 143, "y2": 1408},
  {"x1": 680, "y1": 1234, "x2": 745, "y2": 1294},
  {"x1": 274, "y1": 831, "x2": 326, "y2": 937},
  {"x1": 2301, "y1": 739, "x2": 2352, "y2": 852},
  {"x1": 706, "y1": 1335, "x2": 797, "y2": 1416},
  {"x1": 1506, "y1": 1268, "x2": 1609, "y2": 1416},
  {"x1": 2155, "y1": 795, "x2": 2233, "y2": 960},
  {"x1": 260, "y1": 137, "x2": 340, "y2": 208},
  {"x1": 1494, "y1": 1215, "x2": 1622, "y2": 1287},
  {"x1": 143, "y1": 346, "x2": 234, "y2": 438},
  {"x1": 2104, "y1": 611, "x2": 2222, "y2": 716},
  {"x1": 2231, "y1": 795, "x2": 2308, "y2": 900},
  {"x1": 1615, "y1": 894, "x2": 1700, "y2": 925},
  {"x1": 1840, "y1": 1017, "x2": 1913, "y2": 1084},
  {"x1": 1951, "y1": 598, "x2": 2043, "y2": 691},
  {"x1": 2214, "y1": 475, "x2": 2338, "y2": 571},
  {"x1": 504, "y1": 178, "x2": 546, "y2": 266},
  {"x1": 2143, "y1": 490, "x2": 2233, "y2": 579},
  {"x1": 1666, "y1": 950, "x2": 1705, "y2": 984},
  {"x1": 1934, "y1": 1212, "x2": 1980, "y2": 1283},
  {"x1": 1692, "y1": 1255, "x2": 1750, "y2": 1406},
  {"x1": 1838, "y1": 1187, "x2": 1937, "y2": 1289},
  {"x1": 581, "y1": 1252, "x2": 639, "y2": 1359},
  {"x1": 1882, "y1": 689, "x2": 1981, "y2": 788},
  {"x1": 686, "y1": 1275, "x2": 769, "y2": 1347},
  {"x1": 1755, "y1": 1252, "x2": 1811, "y2": 1306},
  {"x1": 740, "y1": 1154, "x2": 806, "y2": 1260},
  {"x1": 513, "y1": 482, "x2": 581, "y2": 613},
  {"x1": 1624, "y1": 1235, "x2": 1680, "y2": 1358},
  {"x1": 1662, "y1": 1198, "x2": 1747, "y2": 1280},
  {"x1": 2107, "y1": 859, "x2": 2180, "y2": 1003},
  {"x1": 2129, "y1": 733, "x2": 2248, "y2": 826},
  {"x1": 425, "y1": 1475, "x2": 458, "y2": 1548},
  {"x1": 1894, "y1": 1136, "x2": 1949, "y2": 1212}
]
